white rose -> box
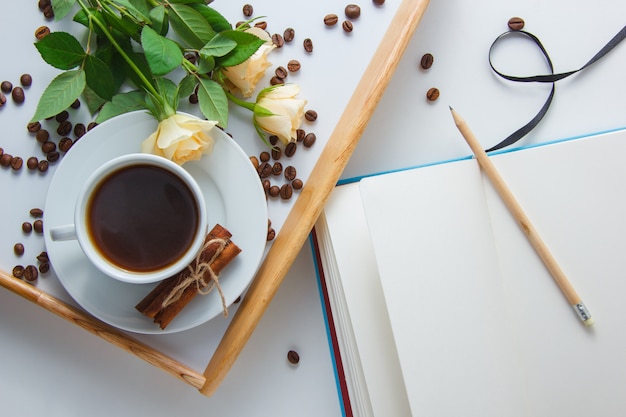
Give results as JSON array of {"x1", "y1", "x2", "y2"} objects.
[
  {"x1": 254, "y1": 84, "x2": 307, "y2": 144},
  {"x1": 141, "y1": 113, "x2": 217, "y2": 165},
  {"x1": 221, "y1": 27, "x2": 275, "y2": 98}
]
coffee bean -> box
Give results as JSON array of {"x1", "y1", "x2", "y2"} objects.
[
  {"x1": 257, "y1": 161, "x2": 272, "y2": 178},
  {"x1": 10, "y1": 156, "x2": 23, "y2": 170},
  {"x1": 26, "y1": 157, "x2": 39, "y2": 170},
  {"x1": 12, "y1": 87, "x2": 25, "y2": 103},
  {"x1": 508, "y1": 17, "x2": 525, "y2": 31},
  {"x1": 292, "y1": 178, "x2": 303, "y2": 190},
  {"x1": 0, "y1": 92, "x2": 6, "y2": 107},
  {"x1": 14, "y1": 243, "x2": 24, "y2": 256},
  {"x1": 0, "y1": 153, "x2": 13, "y2": 167},
  {"x1": 27, "y1": 121, "x2": 41, "y2": 133},
  {"x1": 287, "y1": 350, "x2": 300, "y2": 364},
  {"x1": 345, "y1": 4, "x2": 361, "y2": 19},
  {"x1": 275, "y1": 66, "x2": 288, "y2": 79},
  {"x1": 283, "y1": 27, "x2": 295, "y2": 43},
  {"x1": 249, "y1": 155, "x2": 259, "y2": 169},
  {"x1": 426, "y1": 87, "x2": 440, "y2": 101},
  {"x1": 1, "y1": 81, "x2": 12, "y2": 93},
  {"x1": 22, "y1": 222, "x2": 32, "y2": 234},
  {"x1": 420, "y1": 53, "x2": 434, "y2": 70},
  {"x1": 20, "y1": 74, "x2": 33, "y2": 87},
  {"x1": 271, "y1": 161, "x2": 283, "y2": 176},
  {"x1": 24, "y1": 265, "x2": 38, "y2": 282},
  {"x1": 305, "y1": 110, "x2": 318, "y2": 122},
  {"x1": 57, "y1": 120, "x2": 72, "y2": 136},
  {"x1": 285, "y1": 141, "x2": 297, "y2": 157},
  {"x1": 41, "y1": 141, "x2": 56, "y2": 153},
  {"x1": 280, "y1": 183, "x2": 293, "y2": 199},
  {"x1": 254, "y1": 21, "x2": 267, "y2": 30},
  {"x1": 55, "y1": 110, "x2": 69, "y2": 123},
  {"x1": 269, "y1": 135, "x2": 279, "y2": 146},
  {"x1": 303, "y1": 38, "x2": 313, "y2": 53},
  {"x1": 260, "y1": 151, "x2": 270, "y2": 162},
  {"x1": 39, "y1": 263, "x2": 50, "y2": 274},
  {"x1": 284, "y1": 165, "x2": 297, "y2": 181},
  {"x1": 12, "y1": 265, "x2": 24, "y2": 279},
  {"x1": 373, "y1": 0, "x2": 385, "y2": 5},
  {"x1": 70, "y1": 98, "x2": 81, "y2": 109},
  {"x1": 37, "y1": 251, "x2": 49, "y2": 263},
  {"x1": 46, "y1": 151, "x2": 60, "y2": 162},
  {"x1": 0, "y1": 147, "x2": 3, "y2": 157},
  {"x1": 35, "y1": 25, "x2": 50, "y2": 39},
  {"x1": 242, "y1": 4, "x2": 253, "y2": 17},
  {"x1": 43, "y1": 5, "x2": 55, "y2": 19},
  {"x1": 303, "y1": 132, "x2": 316, "y2": 148},
  {"x1": 287, "y1": 59, "x2": 301, "y2": 72},
  {"x1": 271, "y1": 33, "x2": 284, "y2": 48},
  {"x1": 268, "y1": 185, "x2": 280, "y2": 197},
  {"x1": 73, "y1": 123, "x2": 86, "y2": 138},
  {"x1": 271, "y1": 146, "x2": 282, "y2": 160},
  {"x1": 262, "y1": 179, "x2": 270, "y2": 193},
  {"x1": 270, "y1": 76, "x2": 284, "y2": 86},
  {"x1": 38, "y1": 0, "x2": 51, "y2": 11},
  {"x1": 267, "y1": 228, "x2": 276, "y2": 241},
  {"x1": 59, "y1": 137, "x2": 73, "y2": 152},
  {"x1": 324, "y1": 14, "x2": 339, "y2": 26},
  {"x1": 33, "y1": 220, "x2": 44, "y2": 234},
  {"x1": 35, "y1": 129, "x2": 49, "y2": 143},
  {"x1": 296, "y1": 129, "x2": 306, "y2": 142},
  {"x1": 37, "y1": 160, "x2": 49, "y2": 172},
  {"x1": 342, "y1": 21, "x2": 354, "y2": 33},
  {"x1": 30, "y1": 208, "x2": 44, "y2": 218}
]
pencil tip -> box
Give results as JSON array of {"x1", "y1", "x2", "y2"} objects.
[{"x1": 448, "y1": 105, "x2": 453, "y2": 111}]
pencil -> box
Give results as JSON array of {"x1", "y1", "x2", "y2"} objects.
[{"x1": 449, "y1": 106, "x2": 594, "y2": 326}]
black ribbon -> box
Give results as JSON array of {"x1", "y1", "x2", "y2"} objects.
[{"x1": 486, "y1": 25, "x2": 626, "y2": 152}]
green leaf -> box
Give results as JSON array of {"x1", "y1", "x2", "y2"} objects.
[
  {"x1": 31, "y1": 70, "x2": 86, "y2": 122},
  {"x1": 149, "y1": 5, "x2": 169, "y2": 36},
  {"x1": 96, "y1": 90, "x2": 146, "y2": 123},
  {"x1": 82, "y1": 86, "x2": 107, "y2": 115},
  {"x1": 215, "y1": 30, "x2": 265, "y2": 67},
  {"x1": 197, "y1": 78, "x2": 228, "y2": 127},
  {"x1": 52, "y1": 0, "x2": 76, "y2": 21},
  {"x1": 168, "y1": 3, "x2": 215, "y2": 49},
  {"x1": 196, "y1": 55, "x2": 215, "y2": 73},
  {"x1": 102, "y1": 9, "x2": 142, "y2": 38},
  {"x1": 94, "y1": 43, "x2": 125, "y2": 92},
  {"x1": 35, "y1": 32, "x2": 85, "y2": 70},
  {"x1": 199, "y1": 34, "x2": 237, "y2": 58},
  {"x1": 189, "y1": 3, "x2": 232, "y2": 32},
  {"x1": 141, "y1": 26, "x2": 183, "y2": 76},
  {"x1": 84, "y1": 54, "x2": 117, "y2": 100},
  {"x1": 155, "y1": 78, "x2": 178, "y2": 109},
  {"x1": 113, "y1": 0, "x2": 151, "y2": 23},
  {"x1": 177, "y1": 74, "x2": 197, "y2": 100}
]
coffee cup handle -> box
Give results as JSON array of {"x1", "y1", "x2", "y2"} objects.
[{"x1": 49, "y1": 224, "x2": 77, "y2": 241}]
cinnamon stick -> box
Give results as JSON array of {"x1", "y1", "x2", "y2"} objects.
[{"x1": 135, "y1": 224, "x2": 241, "y2": 329}]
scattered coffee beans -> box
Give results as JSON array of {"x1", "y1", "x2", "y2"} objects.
[
  {"x1": 271, "y1": 161, "x2": 283, "y2": 176},
  {"x1": 12, "y1": 87, "x2": 25, "y2": 103},
  {"x1": 10, "y1": 156, "x2": 23, "y2": 170},
  {"x1": 285, "y1": 142, "x2": 297, "y2": 157},
  {"x1": 36, "y1": 251, "x2": 49, "y2": 263},
  {"x1": 426, "y1": 87, "x2": 440, "y2": 101},
  {"x1": 303, "y1": 38, "x2": 313, "y2": 53},
  {"x1": 271, "y1": 33, "x2": 284, "y2": 48},
  {"x1": 30, "y1": 208, "x2": 44, "y2": 218},
  {"x1": 508, "y1": 17, "x2": 525, "y2": 31},
  {"x1": 292, "y1": 178, "x2": 303, "y2": 190},
  {"x1": 46, "y1": 151, "x2": 60, "y2": 162},
  {"x1": 420, "y1": 53, "x2": 434, "y2": 69},
  {"x1": 305, "y1": 110, "x2": 318, "y2": 122},
  {"x1": 268, "y1": 185, "x2": 280, "y2": 197},
  {"x1": 55, "y1": 110, "x2": 69, "y2": 123},
  {"x1": 22, "y1": 222, "x2": 32, "y2": 234},
  {"x1": 270, "y1": 76, "x2": 284, "y2": 86},
  {"x1": 284, "y1": 165, "x2": 297, "y2": 181},
  {"x1": 24, "y1": 265, "x2": 38, "y2": 282},
  {"x1": 1, "y1": 153, "x2": 12, "y2": 167},
  {"x1": 35, "y1": 129, "x2": 49, "y2": 143},
  {"x1": 59, "y1": 137, "x2": 73, "y2": 152},
  {"x1": 0, "y1": 92, "x2": 6, "y2": 107},
  {"x1": 43, "y1": 4, "x2": 55, "y2": 19},
  {"x1": 70, "y1": 98, "x2": 81, "y2": 109},
  {"x1": 267, "y1": 227, "x2": 276, "y2": 241},
  {"x1": 254, "y1": 21, "x2": 267, "y2": 30},
  {"x1": 373, "y1": 0, "x2": 385, "y2": 5},
  {"x1": 287, "y1": 350, "x2": 300, "y2": 364},
  {"x1": 33, "y1": 220, "x2": 44, "y2": 234},
  {"x1": 39, "y1": 263, "x2": 50, "y2": 274},
  {"x1": 296, "y1": 129, "x2": 305, "y2": 142},
  {"x1": 283, "y1": 27, "x2": 295, "y2": 43},
  {"x1": 13, "y1": 243, "x2": 24, "y2": 256},
  {"x1": 242, "y1": 4, "x2": 253, "y2": 17},
  {"x1": 303, "y1": 132, "x2": 316, "y2": 148},
  {"x1": 20, "y1": 74, "x2": 32, "y2": 87},
  {"x1": 41, "y1": 141, "x2": 56, "y2": 153},
  {"x1": 27, "y1": 121, "x2": 41, "y2": 133},
  {"x1": 345, "y1": 4, "x2": 361, "y2": 19},
  {"x1": 249, "y1": 155, "x2": 259, "y2": 169},
  {"x1": 275, "y1": 66, "x2": 288, "y2": 79},
  {"x1": 37, "y1": 160, "x2": 49, "y2": 172},
  {"x1": 1, "y1": 81, "x2": 12, "y2": 93},
  {"x1": 342, "y1": 21, "x2": 354, "y2": 33},
  {"x1": 12, "y1": 265, "x2": 24, "y2": 279},
  {"x1": 57, "y1": 120, "x2": 72, "y2": 136},
  {"x1": 73, "y1": 123, "x2": 86, "y2": 138},
  {"x1": 280, "y1": 183, "x2": 293, "y2": 199},
  {"x1": 27, "y1": 157, "x2": 39, "y2": 170},
  {"x1": 260, "y1": 151, "x2": 270, "y2": 162},
  {"x1": 271, "y1": 146, "x2": 281, "y2": 160},
  {"x1": 324, "y1": 14, "x2": 339, "y2": 26},
  {"x1": 287, "y1": 59, "x2": 301, "y2": 72}
]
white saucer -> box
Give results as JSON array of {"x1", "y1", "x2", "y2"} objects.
[{"x1": 43, "y1": 111, "x2": 267, "y2": 334}]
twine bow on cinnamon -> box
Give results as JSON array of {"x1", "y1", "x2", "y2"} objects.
[{"x1": 135, "y1": 224, "x2": 242, "y2": 330}]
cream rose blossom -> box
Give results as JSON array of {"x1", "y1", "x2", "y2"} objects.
[
  {"x1": 254, "y1": 84, "x2": 307, "y2": 144},
  {"x1": 221, "y1": 27, "x2": 275, "y2": 98},
  {"x1": 141, "y1": 113, "x2": 217, "y2": 165}
]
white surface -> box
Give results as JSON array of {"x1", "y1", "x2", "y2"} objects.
[
  {"x1": 359, "y1": 129, "x2": 626, "y2": 416},
  {"x1": 43, "y1": 111, "x2": 267, "y2": 333}
]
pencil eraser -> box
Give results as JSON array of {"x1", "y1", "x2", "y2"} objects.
[{"x1": 583, "y1": 317, "x2": 595, "y2": 327}]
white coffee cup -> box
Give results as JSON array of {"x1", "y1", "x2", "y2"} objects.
[{"x1": 49, "y1": 153, "x2": 208, "y2": 284}]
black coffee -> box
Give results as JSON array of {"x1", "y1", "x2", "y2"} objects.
[{"x1": 87, "y1": 164, "x2": 199, "y2": 272}]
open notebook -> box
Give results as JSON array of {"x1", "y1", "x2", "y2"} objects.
[{"x1": 314, "y1": 128, "x2": 626, "y2": 417}]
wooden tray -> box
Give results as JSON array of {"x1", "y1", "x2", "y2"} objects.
[{"x1": 0, "y1": 0, "x2": 429, "y2": 396}]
